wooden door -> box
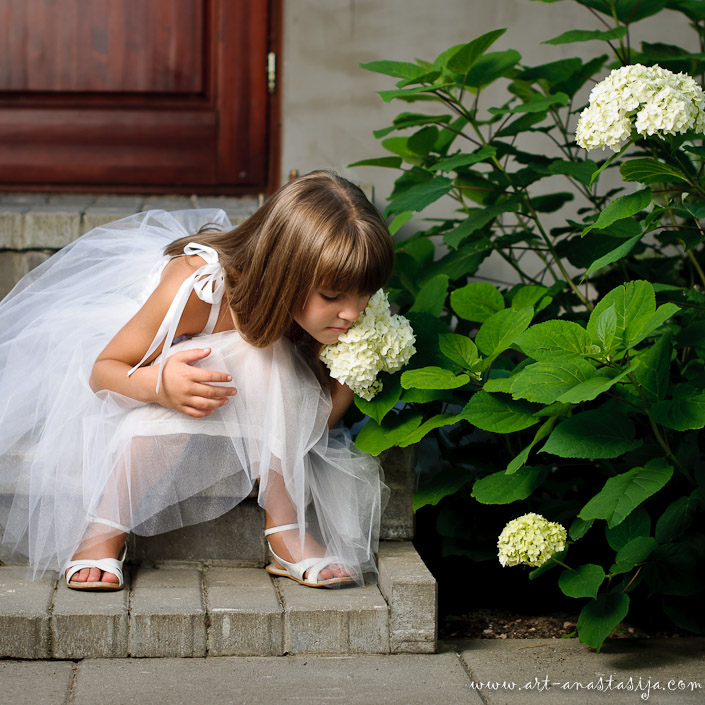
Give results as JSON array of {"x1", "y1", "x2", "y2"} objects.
[{"x1": 0, "y1": 0, "x2": 276, "y2": 192}]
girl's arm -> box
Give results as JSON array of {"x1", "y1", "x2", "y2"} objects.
[
  {"x1": 328, "y1": 379, "x2": 354, "y2": 429},
  {"x1": 90, "y1": 256, "x2": 237, "y2": 418}
]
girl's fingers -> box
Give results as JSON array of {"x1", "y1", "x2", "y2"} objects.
[
  {"x1": 174, "y1": 347, "x2": 213, "y2": 364},
  {"x1": 191, "y1": 381, "x2": 237, "y2": 399}
]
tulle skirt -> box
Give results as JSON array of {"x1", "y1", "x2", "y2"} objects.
[{"x1": 0, "y1": 209, "x2": 385, "y2": 584}]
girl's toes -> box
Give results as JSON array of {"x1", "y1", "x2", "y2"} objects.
[
  {"x1": 102, "y1": 571, "x2": 119, "y2": 584},
  {"x1": 68, "y1": 568, "x2": 88, "y2": 583},
  {"x1": 87, "y1": 567, "x2": 102, "y2": 583}
]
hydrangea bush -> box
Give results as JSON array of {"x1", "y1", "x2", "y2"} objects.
[
  {"x1": 320, "y1": 289, "x2": 416, "y2": 400},
  {"x1": 351, "y1": 0, "x2": 705, "y2": 652}
]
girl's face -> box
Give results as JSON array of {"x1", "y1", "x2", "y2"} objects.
[{"x1": 295, "y1": 289, "x2": 371, "y2": 345}]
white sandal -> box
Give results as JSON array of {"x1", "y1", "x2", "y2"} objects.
[
  {"x1": 64, "y1": 543, "x2": 127, "y2": 591},
  {"x1": 264, "y1": 523, "x2": 355, "y2": 588},
  {"x1": 64, "y1": 516, "x2": 130, "y2": 591}
]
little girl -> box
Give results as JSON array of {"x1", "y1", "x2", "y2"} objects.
[{"x1": 0, "y1": 170, "x2": 394, "y2": 590}]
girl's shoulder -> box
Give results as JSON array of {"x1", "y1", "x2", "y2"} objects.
[{"x1": 161, "y1": 252, "x2": 209, "y2": 281}]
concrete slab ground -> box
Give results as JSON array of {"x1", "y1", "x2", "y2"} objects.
[{"x1": 1, "y1": 638, "x2": 703, "y2": 705}]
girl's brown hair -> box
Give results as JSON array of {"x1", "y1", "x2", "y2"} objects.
[{"x1": 165, "y1": 170, "x2": 395, "y2": 349}]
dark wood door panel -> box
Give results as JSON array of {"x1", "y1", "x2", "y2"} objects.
[
  {"x1": 0, "y1": 0, "x2": 273, "y2": 192},
  {"x1": 0, "y1": 108, "x2": 216, "y2": 184},
  {"x1": 0, "y1": 0, "x2": 205, "y2": 93}
]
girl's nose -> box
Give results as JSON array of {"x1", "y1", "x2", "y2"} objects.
[{"x1": 340, "y1": 295, "x2": 363, "y2": 322}]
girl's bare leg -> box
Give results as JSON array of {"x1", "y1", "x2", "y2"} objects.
[{"x1": 263, "y1": 470, "x2": 349, "y2": 581}]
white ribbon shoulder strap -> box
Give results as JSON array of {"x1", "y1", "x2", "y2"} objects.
[{"x1": 127, "y1": 242, "x2": 225, "y2": 393}]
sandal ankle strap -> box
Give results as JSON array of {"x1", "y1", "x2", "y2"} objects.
[{"x1": 264, "y1": 523, "x2": 299, "y2": 537}]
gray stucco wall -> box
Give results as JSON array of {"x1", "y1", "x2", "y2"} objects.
[{"x1": 280, "y1": 0, "x2": 689, "y2": 237}]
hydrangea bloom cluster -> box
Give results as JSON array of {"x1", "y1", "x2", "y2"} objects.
[
  {"x1": 576, "y1": 63, "x2": 705, "y2": 151},
  {"x1": 320, "y1": 289, "x2": 416, "y2": 401},
  {"x1": 497, "y1": 513, "x2": 567, "y2": 568}
]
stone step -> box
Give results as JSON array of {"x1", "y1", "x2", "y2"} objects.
[
  {"x1": 0, "y1": 192, "x2": 260, "y2": 298},
  {"x1": 1, "y1": 448, "x2": 416, "y2": 566},
  {"x1": 0, "y1": 542, "x2": 436, "y2": 659}
]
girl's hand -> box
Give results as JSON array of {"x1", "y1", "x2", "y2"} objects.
[{"x1": 160, "y1": 347, "x2": 237, "y2": 418}]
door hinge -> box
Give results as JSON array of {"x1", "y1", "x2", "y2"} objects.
[{"x1": 267, "y1": 52, "x2": 277, "y2": 95}]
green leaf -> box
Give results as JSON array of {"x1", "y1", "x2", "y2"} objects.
[
  {"x1": 517, "y1": 57, "x2": 582, "y2": 84},
  {"x1": 545, "y1": 158, "x2": 599, "y2": 186},
  {"x1": 495, "y1": 112, "x2": 548, "y2": 138},
  {"x1": 398, "y1": 412, "x2": 464, "y2": 446},
  {"x1": 544, "y1": 26, "x2": 628, "y2": 45},
  {"x1": 619, "y1": 158, "x2": 690, "y2": 184},
  {"x1": 605, "y1": 506, "x2": 651, "y2": 551},
  {"x1": 516, "y1": 320, "x2": 589, "y2": 361},
  {"x1": 446, "y1": 29, "x2": 508, "y2": 73},
  {"x1": 450, "y1": 282, "x2": 504, "y2": 323},
  {"x1": 460, "y1": 391, "x2": 539, "y2": 433},
  {"x1": 439, "y1": 333, "x2": 480, "y2": 370},
  {"x1": 413, "y1": 466, "x2": 470, "y2": 512},
  {"x1": 388, "y1": 211, "x2": 414, "y2": 236},
  {"x1": 584, "y1": 233, "x2": 644, "y2": 278},
  {"x1": 508, "y1": 358, "x2": 596, "y2": 404},
  {"x1": 528, "y1": 547, "x2": 568, "y2": 580},
  {"x1": 569, "y1": 517, "x2": 594, "y2": 541},
  {"x1": 559, "y1": 564, "x2": 605, "y2": 599},
  {"x1": 510, "y1": 285, "x2": 550, "y2": 312},
  {"x1": 646, "y1": 540, "x2": 704, "y2": 596},
  {"x1": 556, "y1": 365, "x2": 633, "y2": 404},
  {"x1": 530, "y1": 192, "x2": 574, "y2": 213},
  {"x1": 354, "y1": 376, "x2": 402, "y2": 425},
  {"x1": 579, "y1": 0, "x2": 667, "y2": 23},
  {"x1": 465, "y1": 49, "x2": 522, "y2": 88},
  {"x1": 409, "y1": 274, "x2": 449, "y2": 316},
  {"x1": 506, "y1": 417, "x2": 556, "y2": 473},
  {"x1": 577, "y1": 592, "x2": 630, "y2": 652},
  {"x1": 651, "y1": 384, "x2": 705, "y2": 430},
  {"x1": 583, "y1": 188, "x2": 652, "y2": 236},
  {"x1": 401, "y1": 366, "x2": 470, "y2": 390},
  {"x1": 631, "y1": 335, "x2": 671, "y2": 404},
  {"x1": 386, "y1": 176, "x2": 454, "y2": 216},
  {"x1": 594, "y1": 305, "x2": 617, "y2": 350},
  {"x1": 610, "y1": 536, "x2": 658, "y2": 574},
  {"x1": 348, "y1": 156, "x2": 403, "y2": 169},
  {"x1": 541, "y1": 410, "x2": 642, "y2": 459},
  {"x1": 428, "y1": 145, "x2": 496, "y2": 172},
  {"x1": 637, "y1": 303, "x2": 680, "y2": 346},
  {"x1": 387, "y1": 112, "x2": 453, "y2": 133},
  {"x1": 579, "y1": 458, "x2": 673, "y2": 528},
  {"x1": 378, "y1": 83, "x2": 456, "y2": 103},
  {"x1": 587, "y1": 280, "x2": 664, "y2": 351},
  {"x1": 443, "y1": 200, "x2": 521, "y2": 250},
  {"x1": 360, "y1": 60, "x2": 428, "y2": 79},
  {"x1": 655, "y1": 493, "x2": 700, "y2": 543},
  {"x1": 355, "y1": 413, "x2": 423, "y2": 456},
  {"x1": 488, "y1": 92, "x2": 570, "y2": 115},
  {"x1": 472, "y1": 465, "x2": 548, "y2": 504},
  {"x1": 475, "y1": 307, "x2": 534, "y2": 361}
]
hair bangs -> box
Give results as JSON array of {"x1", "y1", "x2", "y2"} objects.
[{"x1": 314, "y1": 225, "x2": 393, "y2": 294}]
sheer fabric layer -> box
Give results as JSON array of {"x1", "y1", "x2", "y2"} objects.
[{"x1": 0, "y1": 210, "x2": 385, "y2": 584}]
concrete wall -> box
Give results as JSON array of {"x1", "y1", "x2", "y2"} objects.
[{"x1": 280, "y1": 1, "x2": 690, "y2": 240}]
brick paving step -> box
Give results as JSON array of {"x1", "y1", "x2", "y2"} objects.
[{"x1": 0, "y1": 542, "x2": 436, "y2": 659}]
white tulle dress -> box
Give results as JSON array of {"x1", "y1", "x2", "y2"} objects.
[{"x1": 0, "y1": 209, "x2": 385, "y2": 584}]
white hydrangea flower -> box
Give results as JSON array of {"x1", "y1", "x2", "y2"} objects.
[
  {"x1": 497, "y1": 513, "x2": 567, "y2": 568},
  {"x1": 320, "y1": 289, "x2": 416, "y2": 401},
  {"x1": 576, "y1": 63, "x2": 705, "y2": 151}
]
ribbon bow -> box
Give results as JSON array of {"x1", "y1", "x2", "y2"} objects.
[{"x1": 127, "y1": 242, "x2": 225, "y2": 393}]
